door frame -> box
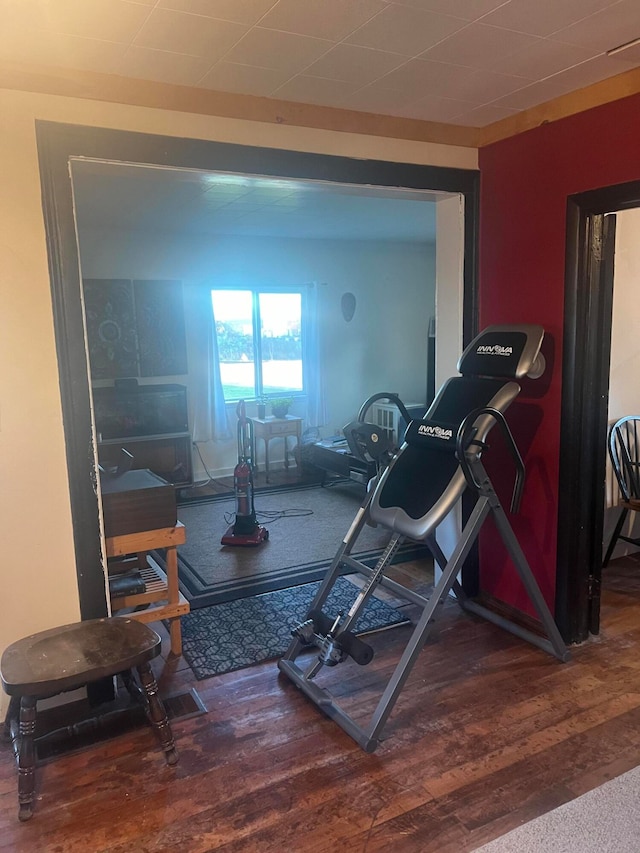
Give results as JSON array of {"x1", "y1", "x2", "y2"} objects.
[
  {"x1": 557, "y1": 179, "x2": 640, "y2": 643},
  {"x1": 36, "y1": 120, "x2": 480, "y2": 620}
]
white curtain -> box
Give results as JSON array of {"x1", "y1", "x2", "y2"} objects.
[
  {"x1": 303, "y1": 282, "x2": 327, "y2": 429},
  {"x1": 186, "y1": 284, "x2": 230, "y2": 442}
]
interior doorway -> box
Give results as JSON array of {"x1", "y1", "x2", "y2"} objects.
[
  {"x1": 558, "y1": 180, "x2": 640, "y2": 643},
  {"x1": 602, "y1": 209, "x2": 640, "y2": 572},
  {"x1": 37, "y1": 121, "x2": 479, "y2": 621}
]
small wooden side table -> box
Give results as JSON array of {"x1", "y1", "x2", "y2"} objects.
[
  {"x1": 250, "y1": 416, "x2": 303, "y2": 482},
  {"x1": 1, "y1": 618, "x2": 177, "y2": 821},
  {"x1": 106, "y1": 522, "x2": 189, "y2": 657}
]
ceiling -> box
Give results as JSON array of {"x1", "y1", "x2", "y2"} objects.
[
  {"x1": 71, "y1": 160, "x2": 441, "y2": 242},
  {"x1": 3, "y1": 0, "x2": 640, "y2": 130}
]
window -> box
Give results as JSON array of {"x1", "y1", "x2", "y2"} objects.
[{"x1": 212, "y1": 288, "x2": 304, "y2": 401}]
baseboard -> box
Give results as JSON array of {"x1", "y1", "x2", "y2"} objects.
[{"x1": 471, "y1": 590, "x2": 546, "y2": 638}]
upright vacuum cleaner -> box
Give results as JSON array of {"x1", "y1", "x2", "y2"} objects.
[{"x1": 221, "y1": 400, "x2": 269, "y2": 547}]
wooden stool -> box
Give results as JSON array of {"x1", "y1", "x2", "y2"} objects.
[{"x1": 1, "y1": 617, "x2": 178, "y2": 821}]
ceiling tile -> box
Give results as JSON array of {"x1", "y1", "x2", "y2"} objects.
[
  {"x1": 134, "y1": 8, "x2": 247, "y2": 58},
  {"x1": 0, "y1": 23, "x2": 54, "y2": 63},
  {"x1": 389, "y1": 94, "x2": 475, "y2": 122},
  {"x1": 224, "y1": 28, "x2": 333, "y2": 73},
  {"x1": 389, "y1": 0, "x2": 507, "y2": 20},
  {"x1": 379, "y1": 59, "x2": 477, "y2": 98},
  {"x1": 447, "y1": 102, "x2": 521, "y2": 126},
  {"x1": 481, "y1": 0, "x2": 621, "y2": 38},
  {"x1": 259, "y1": 0, "x2": 387, "y2": 41},
  {"x1": 243, "y1": 188, "x2": 296, "y2": 204},
  {"x1": 6, "y1": 32, "x2": 128, "y2": 73},
  {"x1": 551, "y1": 0, "x2": 640, "y2": 52},
  {"x1": 340, "y1": 84, "x2": 419, "y2": 114},
  {"x1": 454, "y1": 68, "x2": 530, "y2": 103},
  {"x1": 40, "y1": 0, "x2": 152, "y2": 43},
  {"x1": 542, "y1": 52, "x2": 639, "y2": 91},
  {"x1": 118, "y1": 45, "x2": 213, "y2": 85},
  {"x1": 495, "y1": 53, "x2": 638, "y2": 109},
  {"x1": 345, "y1": 5, "x2": 467, "y2": 55},
  {"x1": 492, "y1": 77, "x2": 573, "y2": 110},
  {"x1": 304, "y1": 45, "x2": 407, "y2": 86},
  {"x1": 157, "y1": 0, "x2": 278, "y2": 25},
  {"x1": 489, "y1": 37, "x2": 597, "y2": 79},
  {"x1": 272, "y1": 75, "x2": 356, "y2": 106},
  {"x1": 199, "y1": 61, "x2": 292, "y2": 95},
  {"x1": 420, "y1": 22, "x2": 540, "y2": 69}
]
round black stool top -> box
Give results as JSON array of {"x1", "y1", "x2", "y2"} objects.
[{"x1": 1, "y1": 618, "x2": 161, "y2": 698}]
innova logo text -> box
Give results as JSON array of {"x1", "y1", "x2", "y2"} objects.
[
  {"x1": 477, "y1": 344, "x2": 513, "y2": 356},
  {"x1": 419, "y1": 424, "x2": 453, "y2": 440}
]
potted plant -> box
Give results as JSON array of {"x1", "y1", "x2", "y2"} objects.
[{"x1": 271, "y1": 397, "x2": 293, "y2": 419}]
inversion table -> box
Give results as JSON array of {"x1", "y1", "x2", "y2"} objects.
[{"x1": 278, "y1": 324, "x2": 569, "y2": 752}]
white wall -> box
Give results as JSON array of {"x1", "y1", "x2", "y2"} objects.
[
  {"x1": 604, "y1": 208, "x2": 640, "y2": 557},
  {"x1": 76, "y1": 227, "x2": 435, "y2": 478},
  {"x1": 433, "y1": 194, "x2": 465, "y2": 568}
]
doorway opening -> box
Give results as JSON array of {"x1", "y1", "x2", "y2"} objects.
[
  {"x1": 558, "y1": 180, "x2": 640, "y2": 643},
  {"x1": 37, "y1": 121, "x2": 479, "y2": 620}
]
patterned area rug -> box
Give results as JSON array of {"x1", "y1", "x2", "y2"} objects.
[{"x1": 179, "y1": 575, "x2": 409, "y2": 680}]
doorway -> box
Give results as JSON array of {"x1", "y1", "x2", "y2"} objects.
[
  {"x1": 558, "y1": 180, "x2": 640, "y2": 643},
  {"x1": 36, "y1": 120, "x2": 479, "y2": 620},
  {"x1": 602, "y1": 209, "x2": 640, "y2": 571}
]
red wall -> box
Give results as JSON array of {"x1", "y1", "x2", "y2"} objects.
[{"x1": 478, "y1": 92, "x2": 640, "y2": 614}]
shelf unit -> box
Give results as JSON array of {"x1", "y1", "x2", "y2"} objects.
[{"x1": 105, "y1": 522, "x2": 189, "y2": 656}]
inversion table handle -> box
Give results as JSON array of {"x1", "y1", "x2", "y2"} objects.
[{"x1": 456, "y1": 406, "x2": 525, "y2": 513}]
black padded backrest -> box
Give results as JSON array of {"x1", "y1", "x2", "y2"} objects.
[
  {"x1": 381, "y1": 376, "x2": 519, "y2": 520},
  {"x1": 369, "y1": 324, "x2": 545, "y2": 539},
  {"x1": 458, "y1": 324, "x2": 544, "y2": 380}
]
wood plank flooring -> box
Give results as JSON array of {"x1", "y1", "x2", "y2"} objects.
[{"x1": 3, "y1": 555, "x2": 640, "y2": 852}]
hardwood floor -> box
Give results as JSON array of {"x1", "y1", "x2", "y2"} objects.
[{"x1": 3, "y1": 555, "x2": 640, "y2": 851}]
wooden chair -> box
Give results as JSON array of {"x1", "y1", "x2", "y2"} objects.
[
  {"x1": 1, "y1": 618, "x2": 178, "y2": 821},
  {"x1": 603, "y1": 416, "x2": 640, "y2": 567}
]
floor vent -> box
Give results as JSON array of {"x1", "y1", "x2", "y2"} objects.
[{"x1": 163, "y1": 687, "x2": 207, "y2": 721}]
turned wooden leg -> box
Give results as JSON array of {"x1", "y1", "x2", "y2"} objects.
[
  {"x1": 136, "y1": 662, "x2": 178, "y2": 766},
  {"x1": 17, "y1": 696, "x2": 37, "y2": 821},
  {"x1": 3, "y1": 696, "x2": 19, "y2": 743}
]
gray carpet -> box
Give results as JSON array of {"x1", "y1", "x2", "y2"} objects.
[
  {"x1": 179, "y1": 575, "x2": 409, "y2": 679},
  {"x1": 175, "y1": 483, "x2": 429, "y2": 607},
  {"x1": 474, "y1": 764, "x2": 640, "y2": 852}
]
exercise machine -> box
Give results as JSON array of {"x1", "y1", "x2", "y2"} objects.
[
  {"x1": 278, "y1": 325, "x2": 568, "y2": 752},
  {"x1": 342, "y1": 392, "x2": 418, "y2": 478},
  {"x1": 221, "y1": 400, "x2": 269, "y2": 547}
]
